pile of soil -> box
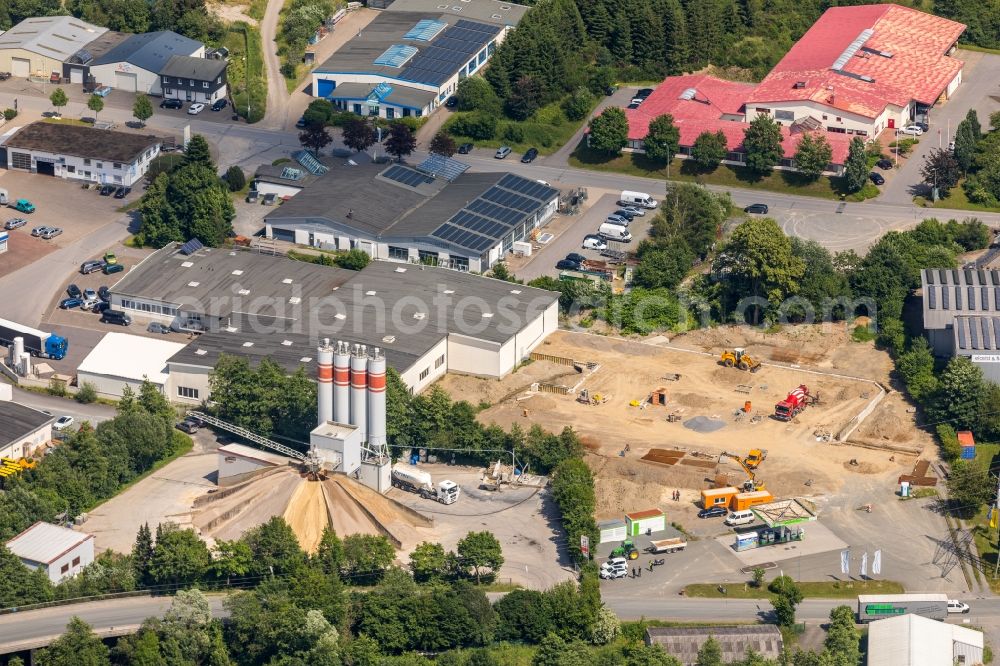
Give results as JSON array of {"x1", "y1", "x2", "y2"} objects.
[{"x1": 684, "y1": 416, "x2": 727, "y2": 433}]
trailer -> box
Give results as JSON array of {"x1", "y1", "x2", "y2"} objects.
[
  {"x1": 0, "y1": 317, "x2": 68, "y2": 360},
  {"x1": 646, "y1": 537, "x2": 687, "y2": 554},
  {"x1": 391, "y1": 463, "x2": 460, "y2": 504},
  {"x1": 857, "y1": 594, "x2": 948, "y2": 623}
]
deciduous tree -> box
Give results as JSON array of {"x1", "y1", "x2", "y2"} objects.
[
  {"x1": 385, "y1": 122, "x2": 417, "y2": 162},
  {"x1": 342, "y1": 118, "x2": 376, "y2": 153},
  {"x1": 947, "y1": 460, "x2": 994, "y2": 516},
  {"x1": 429, "y1": 132, "x2": 457, "y2": 157},
  {"x1": 690, "y1": 130, "x2": 727, "y2": 171},
  {"x1": 37, "y1": 617, "x2": 109, "y2": 666},
  {"x1": 921, "y1": 148, "x2": 961, "y2": 197},
  {"x1": 844, "y1": 137, "x2": 868, "y2": 192},
  {"x1": 299, "y1": 122, "x2": 332, "y2": 156},
  {"x1": 133, "y1": 94, "x2": 153, "y2": 126},
  {"x1": 343, "y1": 534, "x2": 395, "y2": 583},
  {"x1": 793, "y1": 133, "x2": 832, "y2": 180},
  {"x1": 87, "y1": 93, "x2": 104, "y2": 121},
  {"x1": 742, "y1": 114, "x2": 783, "y2": 175},
  {"x1": 410, "y1": 541, "x2": 447, "y2": 582},
  {"x1": 642, "y1": 114, "x2": 680, "y2": 164},
  {"x1": 49, "y1": 87, "x2": 67, "y2": 115},
  {"x1": 456, "y1": 531, "x2": 503, "y2": 583},
  {"x1": 696, "y1": 636, "x2": 723, "y2": 666},
  {"x1": 148, "y1": 523, "x2": 211, "y2": 585},
  {"x1": 588, "y1": 107, "x2": 628, "y2": 155}
]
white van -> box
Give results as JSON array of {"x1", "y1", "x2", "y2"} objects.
[
  {"x1": 599, "y1": 223, "x2": 632, "y2": 242},
  {"x1": 620, "y1": 190, "x2": 658, "y2": 209},
  {"x1": 725, "y1": 509, "x2": 755, "y2": 526}
]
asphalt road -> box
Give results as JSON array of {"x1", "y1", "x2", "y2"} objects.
[{"x1": 9, "y1": 384, "x2": 116, "y2": 426}]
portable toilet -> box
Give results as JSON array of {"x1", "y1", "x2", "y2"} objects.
[
  {"x1": 625, "y1": 509, "x2": 666, "y2": 536},
  {"x1": 900, "y1": 480, "x2": 910, "y2": 497}
]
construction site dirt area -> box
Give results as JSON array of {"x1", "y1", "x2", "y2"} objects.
[{"x1": 448, "y1": 328, "x2": 936, "y2": 517}]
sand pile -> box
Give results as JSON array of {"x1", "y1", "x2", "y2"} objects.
[{"x1": 284, "y1": 479, "x2": 329, "y2": 553}]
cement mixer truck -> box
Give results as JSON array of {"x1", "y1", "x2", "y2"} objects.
[{"x1": 391, "y1": 464, "x2": 460, "y2": 504}]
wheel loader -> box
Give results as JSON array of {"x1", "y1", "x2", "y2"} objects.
[{"x1": 719, "y1": 348, "x2": 761, "y2": 372}]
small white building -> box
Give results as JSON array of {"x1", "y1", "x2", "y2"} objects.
[
  {"x1": 90, "y1": 30, "x2": 204, "y2": 95},
  {"x1": 6, "y1": 522, "x2": 95, "y2": 583},
  {"x1": 311, "y1": 421, "x2": 361, "y2": 476},
  {"x1": 4, "y1": 122, "x2": 161, "y2": 187},
  {"x1": 625, "y1": 509, "x2": 667, "y2": 536},
  {"x1": 0, "y1": 399, "x2": 53, "y2": 459},
  {"x1": 867, "y1": 613, "x2": 984, "y2": 666},
  {"x1": 77, "y1": 332, "x2": 186, "y2": 399},
  {"x1": 598, "y1": 519, "x2": 627, "y2": 544},
  {"x1": 217, "y1": 443, "x2": 292, "y2": 486}
]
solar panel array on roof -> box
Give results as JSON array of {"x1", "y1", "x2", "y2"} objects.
[
  {"x1": 375, "y1": 44, "x2": 419, "y2": 68},
  {"x1": 401, "y1": 19, "x2": 499, "y2": 86},
  {"x1": 293, "y1": 150, "x2": 329, "y2": 175},
  {"x1": 404, "y1": 19, "x2": 447, "y2": 41},
  {"x1": 417, "y1": 154, "x2": 469, "y2": 182},
  {"x1": 382, "y1": 164, "x2": 434, "y2": 188},
  {"x1": 180, "y1": 238, "x2": 204, "y2": 255},
  {"x1": 280, "y1": 167, "x2": 304, "y2": 181},
  {"x1": 928, "y1": 286, "x2": 937, "y2": 309}
]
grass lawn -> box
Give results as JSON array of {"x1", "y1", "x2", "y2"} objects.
[
  {"x1": 965, "y1": 443, "x2": 1000, "y2": 591},
  {"x1": 569, "y1": 142, "x2": 876, "y2": 201},
  {"x1": 222, "y1": 23, "x2": 267, "y2": 123},
  {"x1": 913, "y1": 178, "x2": 1000, "y2": 214},
  {"x1": 683, "y1": 580, "x2": 903, "y2": 599},
  {"x1": 42, "y1": 117, "x2": 91, "y2": 127},
  {"x1": 445, "y1": 99, "x2": 596, "y2": 157}
]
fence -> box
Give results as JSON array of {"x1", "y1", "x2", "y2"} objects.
[{"x1": 529, "y1": 352, "x2": 576, "y2": 366}]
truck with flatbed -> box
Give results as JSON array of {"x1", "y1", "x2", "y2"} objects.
[
  {"x1": 0, "y1": 317, "x2": 68, "y2": 360},
  {"x1": 856, "y1": 594, "x2": 949, "y2": 623},
  {"x1": 646, "y1": 537, "x2": 687, "y2": 554}
]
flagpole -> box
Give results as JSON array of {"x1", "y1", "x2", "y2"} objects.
[{"x1": 994, "y1": 473, "x2": 1000, "y2": 577}]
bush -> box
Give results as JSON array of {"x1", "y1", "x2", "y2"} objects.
[
  {"x1": 3, "y1": 108, "x2": 16, "y2": 120},
  {"x1": 937, "y1": 424, "x2": 961, "y2": 462},
  {"x1": 47, "y1": 378, "x2": 67, "y2": 397},
  {"x1": 447, "y1": 112, "x2": 497, "y2": 141},
  {"x1": 502, "y1": 123, "x2": 525, "y2": 143},
  {"x1": 75, "y1": 382, "x2": 98, "y2": 404},
  {"x1": 147, "y1": 154, "x2": 184, "y2": 179},
  {"x1": 328, "y1": 111, "x2": 359, "y2": 127},
  {"x1": 561, "y1": 88, "x2": 594, "y2": 122},
  {"x1": 851, "y1": 324, "x2": 876, "y2": 342},
  {"x1": 534, "y1": 103, "x2": 566, "y2": 127},
  {"x1": 224, "y1": 166, "x2": 246, "y2": 192}
]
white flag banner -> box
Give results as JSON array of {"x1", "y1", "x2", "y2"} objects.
[
  {"x1": 841, "y1": 549, "x2": 850, "y2": 575},
  {"x1": 860, "y1": 552, "x2": 868, "y2": 578},
  {"x1": 872, "y1": 550, "x2": 882, "y2": 575}
]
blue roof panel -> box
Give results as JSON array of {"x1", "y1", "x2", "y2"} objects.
[
  {"x1": 404, "y1": 19, "x2": 447, "y2": 42},
  {"x1": 374, "y1": 44, "x2": 419, "y2": 68}
]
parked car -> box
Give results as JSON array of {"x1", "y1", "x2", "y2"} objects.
[
  {"x1": 521, "y1": 147, "x2": 538, "y2": 163},
  {"x1": 40, "y1": 227, "x2": 62, "y2": 239},
  {"x1": 262, "y1": 193, "x2": 277, "y2": 206},
  {"x1": 4, "y1": 218, "x2": 25, "y2": 230},
  {"x1": 59, "y1": 297, "x2": 84, "y2": 309},
  {"x1": 246, "y1": 190, "x2": 259, "y2": 204},
  {"x1": 211, "y1": 99, "x2": 228, "y2": 112},
  {"x1": 83, "y1": 288, "x2": 97, "y2": 301},
  {"x1": 613, "y1": 209, "x2": 635, "y2": 221},
  {"x1": 636, "y1": 88, "x2": 654, "y2": 99},
  {"x1": 869, "y1": 172, "x2": 885, "y2": 185},
  {"x1": 457, "y1": 143, "x2": 473, "y2": 154},
  {"x1": 80, "y1": 260, "x2": 105, "y2": 274},
  {"x1": 161, "y1": 98, "x2": 183, "y2": 109},
  {"x1": 98, "y1": 286, "x2": 110, "y2": 302},
  {"x1": 0, "y1": 72, "x2": 10, "y2": 81},
  {"x1": 556, "y1": 259, "x2": 582, "y2": 271},
  {"x1": 949, "y1": 140, "x2": 956, "y2": 152},
  {"x1": 80, "y1": 297, "x2": 98, "y2": 310},
  {"x1": 171, "y1": 318, "x2": 205, "y2": 332},
  {"x1": 101, "y1": 310, "x2": 131, "y2": 326},
  {"x1": 627, "y1": 101, "x2": 641, "y2": 110},
  {"x1": 148, "y1": 322, "x2": 171, "y2": 334},
  {"x1": 295, "y1": 116, "x2": 307, "y2": 128},
  {"x1": 445, "y1": 96, "x2": 457, "y2": 108},
  {"x1": 94, "y1": 86, "x2": 112, "y2": 97},
  {"x1": 744, "y1": 203, "x2": 769, "y2": 214},
  {"x1": 876, "y1": 158, "x2": 893, "y2": 170},
  {"x1": 698, "y1": 506, "x2": 727, "y2": 519},
  {"x1": 176, "y1": 420, "x2": 199, "y2": 434},
  {"x1": 30, "y1": 226, "x2": 50, "y2": 236},
  {"x1": 915, "y1": 121, "x2": 929, "y2": 132},
  {"x1": 565, "y1": 253, "x2": 586, "y2": 264},
  {"x1": 604, "y1": 214, "x2": 629, "y2": 227},
  {"x1": 898, "y1": 124, "x2": 923, "y2": 136},
  {"x1": 99, "y1": 184, "x2": 116, "y2": 196},
  {"x1": 582, "y1": 236, "x2": 607, "y2": 251},
  {"x1": 12, "y1": 199, "x2": 34, "y2": 213},
  {"x1": 619, "y1": 205, "x2": 644, "y2": 217},
  {"x1": 104, "y1": 252, "x2": 118, "y2": 265},
  {"x1": 93, "y1": 301, "x2": 110, "y2": 314},
  {"x1": 947, "y1": 600, "x2": 970, "y2": 614},
  {"x1": 494, "y1": 146, "x2": 512, "y2": 159},
  {"x1": 629, "y1": 97, "x2": 644, "y2": 106},
  {"x1": 53, "y1": 416, "x2": 75, "y2": 431},
  {"x1": 103, "y1": 263, "x2": 124, "y2": 275},
  {"x1": 113, "y1": 186, "x2": 131, "y2": 199},
  {"x1": 188, "y1": 103, "x2": 205, "y2": 115},
  {"x1": 67, "y1": 284, "x2": 82, "y2": 298}
]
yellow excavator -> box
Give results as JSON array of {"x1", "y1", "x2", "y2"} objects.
[
  {"x1": 719, "y1": 348, "x2": 761, "y2": 372},
  {"x1": 719, "y1": 450, "x2": 767, "y2": 491}
]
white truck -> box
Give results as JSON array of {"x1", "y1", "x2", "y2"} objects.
[
  {"x1": 619, "y1": 190, "x2": 659, "y2": 209},
  {"x1": 391, "y1": 463, "x2": 460, "y2": 504}
]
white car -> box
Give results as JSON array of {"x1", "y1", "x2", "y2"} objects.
[
  {"x1": 30, "y1": 226, "x2": 51, "y2": 237},
  {"x1": 898, "y1": 125, "x2": 923, "y2": 136},
  {"x1": 582, "y1": 237, "x2": 607, "y2": 251},
  {"x1": 599, "y1": 556, "x2": 629, "y2": 580},
  {"x1": 947, "y1": 600, "x2": 970, "y2": 614},
  {"x1": 40, "y1": 227, "x2": 63, "y2": 239},
  {"x1": 188, "y1": 103, "x2": 205, "y2": 115},
  {"x1": 53, "y1": 415, "x2": 75, "y2": 431}
]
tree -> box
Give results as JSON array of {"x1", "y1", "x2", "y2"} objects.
[
  {"x1": 896, "y1": 337, "x2": 937, "y2": 401},
  {"x1": 769, "y1": 575, "x2": 803, "y2": 627},
  {"x1": 385, "y1": 122, "x2": 417, "y2": 162},
  {"x1": 148, "y1": 524, "x2": 211, "y2": 585},
  {"x1": 0, "y1": 545, "x2": 54, "y2": 608},
  {"x1": 947, "y1": 460, "x2": 995, "y2": 516},
  {"x1": 456, "y1": 76, "x2": 501, "y2": 113},
  {"x1": 303, "y1": 99, "x2": 333, "y2": 126},
  {"x1": 824, "y1": 605, "x2": 860, "y2": 666},
  {"x1": 773, "y1": 594, "x2": 797, "y2": 627},
  {"x1": 343, "y1": 534, "x2": 395, "y2": 583},
  {"x1": 87, "y1": 93, "x2": 104, "y2": 121},
  {"x1": 429, "y1": 132, "x2": 457, "y2": 157},
  {"x1": 314, "y1": 526, "x2": 344, "y2": 575},
  {"x1": 561, "y1": 87, "x2": 595, "y2": 122},
  {"x1": 844, "y1": 137, "x2": 868, "y2": 192},
  {"x1": 449, "y1": 112, "x2": 496, "y2": 140},
  {"x1": 742, "y1": 114, "x2": 783, "y2": 175},
  {"x1": 643, "y1": 114, "x2": 680, "y2": 164},
  {"x1": 588, "y1": 107, "x2": 628, "y2": 155},
  {"x1": 696, "y1": 636, "x2": 723, "y2": 666},
  {"x1": 456, "y1": 531, "x2": 504, "y2": 583},
  {"x1": 49, "y1": 87, "x2": 68, "y2": 116},
  {"x1": 75, "y1": 381, "x2": 98, "y2": 404},
  {"x1": 37, "y1": 617, "x2": 109, "y2": 666},
  {"x1": 921, "y1": 148, "x2": 961, "y2": 197},
  {"x1": 342, "y1": 118, "x2": 376, "y2": 153},
  {"x1": 182, "y1": 135, "x2": 212, "y2": 168},
  {"x1": 133, "y1": 95, "x2": 153, "y2": 126},
  {"x1": 224, "y1": 166, "x2": 246, "y2": 192},
  {"x1": 334, "y1": 248, "x2": 370, "y2": 270},
  {"x1": 927, "y1": 356, "x2": 985, "y2": 432},
  {"x1": 623, "y1": 644, "x2": 682, "y2": 666},
  {"x1": 299, "y1": 123, "x2": 332, "y2": 157},
  {"x1": 505, "y1": 75, "x2": 544, "y2": 121},
  {"x1": 690, "y1": 130, "x2": 727, "y2": 171},
  {"x1": 243, "y1": 516, "x2": 306, "y2": 576},
  {"x1": 633, "y1": 245, "x2": 692, "y2": 290},
  {"x1": 752, "y1": 567, "x2": 765, "y2": 588},
  {"x1": 954, "y1": 120, "x2": 976, "y2": 172},
  {"x1": 410, "y1": 541, "x2": 447, "y2": 582},
  {"x1": 590, "y1": 606, "x2": 620, "y2": 645},
  {"x1": 793, "y1": 133, "x2": 832, "y2": 180},
  {"x1": 966, "y1": 108, "x2": 982, "y2": 141},
  {"x1": 132, "y1": 522, "x2": 154, "y2": 584},
  {"x1": 210, "y1": 539, "x2": 253, "y2": 583}
]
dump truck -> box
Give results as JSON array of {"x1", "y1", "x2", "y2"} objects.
[
  {"x1": 391, "y1": 464, "x2": 460, "y2": 504},
  {"x1": 719, "y1": 348, "x2": 761, "y2": 372},
  {"x1": 774, "y1": 385, "x2": 810, "y2": 421},
  {"x1": 646, "y1": 537, "x2": 687, "y2": 554},
  {"x1": 856, "y1": 594, "x2": 949, "y2": 623}
]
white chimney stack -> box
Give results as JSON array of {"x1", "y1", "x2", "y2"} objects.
[
  {"x1": 333, "y1": 340, "x2": 351, "y2": 422},
  {"x1": 367, "y1": 347, "x2": 387, "y2": 451},
  {"x1": 316, "y1": 338, "x2": 334, "y2": 425},
  {"x1": 350, "y1": 343, "x2": 368, "y2": 441}
]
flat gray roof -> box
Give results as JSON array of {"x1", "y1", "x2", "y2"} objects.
[
  {"x1": 922, "y1": 268, "x2": 1000, "y2": 330},
  {"x1": 253, "y1": 163, "x2": 319, "y2": 189},
  {"x1": 314, "y1": 11, "x2": 500, "y2": 87},
  {"x1": 0, "y1": 401, "x2": 53, "y2": 452},
  {"x1": 94, "y1": 31, "x2": 202, "y2": 73},
  {"x1": 5, "y1": 122, "x2": 160, "y2": 164},
  {"x1": 327, "y1": 81, "x2": 436, "y2": 110},
  {"x1": 385, "y1": 0, "x2": 530, "y2": 27},
  {"x1": 0, "y1": 16, "x2": 107, "y2": 61},
  {"x1": 111, "y1": 244, "x2": 357, "y2": 318}
]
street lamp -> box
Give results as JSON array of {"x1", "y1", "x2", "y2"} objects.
[{"x1": 243, "y1": 56, "x2": 250, "y2": 121}]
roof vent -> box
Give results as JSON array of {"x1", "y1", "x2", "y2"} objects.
[
  {"x1": 282, "y1": 278, "x2": 293, "y2": 284},
  {"x1": 238, "y1": 289, "x2": 250, "y2": 295},
  {"x1": 859, "y1": 75, "x2": 874, "y2": 83},
  {"x1": 194, "y1": 349, "x2": 207, "y2": 356},
  {"x1": 187, "y1": 281, "x2": 200, "y2": 287},
  {"x1": 500, "y1": 4, "x2": 510, "y2": 8},
  {"x1": 451, "y1": 6, "x2": 461, "y2": 10},
  {"x1": 223, "y1": 326, "x2": 238, "y2": 333},
  {"x1": 281, "y1": 340, "x2": 293, "y2": 346},
  {"x1": 242, "y1": 341, "x2": 254, "y2": 347},
  {"x1": 232, "y1": 269, "x2": 244, "y2": 275},
  {"x1": 289, "y1": 296, "x2": 301, "y2": 304},
  {"x1": 300, "y1": 357, "x2": 312, "y2": 363},
  {"x1": 181, "y1": 261, "x2": 194, "y2": 268},
  {"x1": 383, "y1": 335, "x2": 396, "y2": 343},
  {"x1": 491, "y1": 13, "x2": 501, "y2": 18},
  {"x1": 395, "y1": 266, "x2": 407, "y2": 273},
  {"x1": 510, "y1": 289, "x2": 521, "y2": 294},
  {"x1": 437, "y1": 3, "x2": 447, "y2": 7},
  {"x1": 413, "y1": 312, "x2": 426, "y2": 320},
  {"x1": 443, "y1": 289, "x2": 455, "y2": 294},
  {"x1": 366, "y1": 290, "x2": 377, "y2": 296},
  {"x1": 679, "y1": 87, "x2": 696, "y2": 100},
  {"x1": 335, "y1": 313, "x2": 346, "y2": 320},
  {"x1": 482, "y1": 312, "x2": 494, "y2": 318},
  {"x1": 229, "y1": 251, "x2": 237, "y2": 256},
  {"x1": 793, "y1": 81, "x2": 806, "y2": 89}
]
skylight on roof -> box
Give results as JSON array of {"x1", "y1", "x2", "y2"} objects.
[
  {"x1": 374, "y1": 44, "x2": 418, "y2": 68},
  {"x1": 831, "y1": 28, "x2": 874, "y2": 71},
  {"x1": 187, "y1": 281, "x2": 200, "y2": 287},
  {"x1": 679, "y1": 87, "x2": 697, "y2": 100},
  {"x1": 404, "y1": 19, "x2": 447, "y2": 42},
  {"x1": 195, "y1": 349, "x2": 207, "y2": 356},
  {"x1": 231, "y1": 269, "x2": 243, "y2": 275},
  {"x1": 242, "y1": 342, "x2": 254, "y2": 347},
  {"x1": 282, "y1": 340, "x2": 293, "y2": 346},
  {"x1": 300, "y1": 357, "x2": 312, "y2": 363},
  {"x1": 181, "y1": 261, "x2": 194, "y2": 268}
]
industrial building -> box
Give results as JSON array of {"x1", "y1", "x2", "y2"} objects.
[
  {"x1": 0, "y1": 16, "x2": 107, "y2": 79},
  {"x1": 310, "y1": 0, "x2": 528, "y2": 119},
  {"x1": 867, "y1": 613, "x2": 983, "y2": 666},
  {"x1": 264, "y1": 156, "x2": 560, "y2": 272},
  {"x1": 107, "y1": 245, "x2": 559, "y2": 403},
  {"x1": 0, "y1": 398, "x2": 53, "y2": 460},
  {"x1": 644, "y1": 626, "x2": 783, "y2": 665},
  {"x1": 920, "y1": 268, "x2": 1000, "y2": 381},
  {"x1": 5, "y1": 522, "x2": 95, "y2": 583},
  {"x1": 3, "y1": 122, "x2": 161, "y2": 187},
  {"x1": 158, "y1": 54, "x2": 228, "y2": 103},
  {"x1": 77, "y1": 332, "x2": 186, "y2": 399},
  {"x1": 89, "y1": 31, "x2": 205, "y2": 94}
]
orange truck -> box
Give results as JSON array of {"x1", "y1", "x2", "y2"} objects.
[{"x1": 700, "y1": 487, "x2": 774, "y2": 511}]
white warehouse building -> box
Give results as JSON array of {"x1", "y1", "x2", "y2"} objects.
[
  {"x1": 6, "y1": 522, "x2": 95, "y2": 584},
  {"x1": 77, "y1": 332, "x2": 186, "y2": 398},
  {"x1": 3, "y1": 122, "x2": 161, "y2": 187},
  {"x1": 106, "y1": 245, "x2": 559, "y2": 404},
  {"x1": 89, "y1": 30, "x2": 204, "y2": 95}
]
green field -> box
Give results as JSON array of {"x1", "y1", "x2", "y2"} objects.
[
  {"x1": 914, "y1": 178, "x2": 1000, "y2": 214},
  {"x1": 222, "y1": 23, "x2": 267, "y2": 123},
  {"x1": 683, "y1": 579, "x2": 903, "y2": 599}
]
